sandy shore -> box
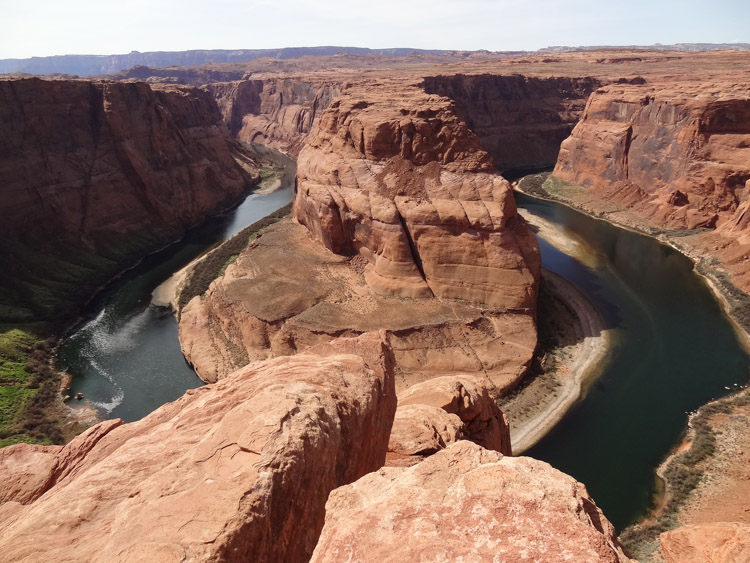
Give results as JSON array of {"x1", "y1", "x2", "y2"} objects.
[
  {"x1": 501, "y1": 201, "x2": 613, "y2": 454},
  {"x1": 506, "y1": 269, "x2": 612, "y2": 454}
]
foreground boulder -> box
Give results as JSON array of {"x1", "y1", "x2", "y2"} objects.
[
  {"x1": 0, "y1": 334, "x2": 395, "y2": 562},
  {"x1": 311, "y1": 441, "x2": 634, "y2": 562},
  {"x1": 660, "y1": 522, "x2": 750, "y2": 563}
]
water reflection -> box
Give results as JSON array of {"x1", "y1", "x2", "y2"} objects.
[{"x1": 516, "y1": 191, "x2": 749, "y2": 530}]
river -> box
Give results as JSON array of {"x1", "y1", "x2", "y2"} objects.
[
  {"x1": 514, "y1": 190, "x2": 750, "y2": 530},
  {"x1": 59, "y1": 157, "x2": 749, "y2": 532},
  {"x1": 58, "y1": 146, "x2": 295, "y2": 423}
]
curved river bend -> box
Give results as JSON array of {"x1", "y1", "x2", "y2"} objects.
[
  {"x1": 59, "y1": 159, "x2": 749, "y2": 531},
  {"x1": 515, "y1": 191, "x2": 749, "y2": 530},
  {"x1": 59, "y1": 147, "x2": 295, "y2": 423}
]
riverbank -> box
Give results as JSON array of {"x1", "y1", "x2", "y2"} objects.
[
  {"x1": 515, "y1": 172, "x2": 750, "y2": 350},
  {"x1": 498, "y1": 265, "x2": 612, "y2": 454},
  {"x1": 515, "y1": 172, "x2": 750, "y2": 559},
  {"x1": 152, "y1": 166, "x2": 289, "y2": 310}
]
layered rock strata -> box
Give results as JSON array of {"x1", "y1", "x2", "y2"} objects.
[
  {"x1": 294, "y1": 85, "x2": 540, "y2": 308},
  {"x1": 387, "y1": 375, "x2": 512, "y2": 465},
  {"x1": 0, "y1": 333, "x2": 396, "y2": 563},
  {"x1": 208, "y1": 78, "x2": 339, "y2": 155},
  {"x1": 179, "y1": 84, "x2": 540, "y2": 395},
  {"x1": 0, "y1": 77, "x2": 255, "y2": 321},
  {"x1": 311, "y1": 441, "x2": 635, "y2": 562},
  {"x1": 555, "y1": 83, "x2": 750, "y2": 232},
  {"x1": 423, "y1": 74, "x2": 601, "y2": 171}
]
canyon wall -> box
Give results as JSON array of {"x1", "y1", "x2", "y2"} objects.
[
  {"x1": 423, "y1": 74, "x2": 601, "y2": 171},
  {"x1": 208, "y1": 78, "x2": 340, "y2": 156},
  {"x1": 554, "y1": 83, "x2": 750, "y2": 231},
  {"x1": 0, "y1": 77, "x2": 255, "y2": 321}
]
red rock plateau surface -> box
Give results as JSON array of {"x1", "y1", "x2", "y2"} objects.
[
  {"x1": 0, "y1": 77, "x2": 256, "y2": 321},
  {"x1": 660, "y1": 522, "x2": 750, "y2": 563},
  {"x1": 0, "y1": 334, "x2": 396, "y2": 563},
  {"x1": 312, "y1": 441, "x2": 634, "y2": 563}
]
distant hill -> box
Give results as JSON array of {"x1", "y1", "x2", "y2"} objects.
[
  {"x1": 0, "y1": 47, "x2": 451, "y2": 76},
  {"x1": 2, "y1": 44, "x2": 748, "y2": 77},
  {"x1": 537, "y1": 42, "x2": 750, "y2": 53}
]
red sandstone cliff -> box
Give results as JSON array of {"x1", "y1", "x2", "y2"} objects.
[
  {"x1": 208, "y1": 78, "x2": 339, "y2": 156},
  {"x1": 0, "y1": 77, "x2": 255, "y2": 321},
  {"x1": 554, "y1": 83, "x2": 750, "y2": 232}
]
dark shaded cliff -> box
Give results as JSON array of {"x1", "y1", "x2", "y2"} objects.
[
  {"x1": 208, "y1": 79, "x2": 339, "y2": 156},
  {"x1": 422, "y1": 74, "x2": 601, "y2": 171},
  {"x1": 0, "y1": 77, "x2": 255, "y2": 322}
]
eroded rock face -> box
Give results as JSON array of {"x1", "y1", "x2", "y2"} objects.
[
  {"x1": 311, "y1": 441, "x2": 635, "y2": 563},
  {"x1": 209, "y1": 78, "x2": 339, "y2": 156},
  {"x1": 0, "y1": 77, "x2": 254, "y2": 321},
  {"x1": 0, "y1": 334, "x2": 396, "y2": 563},
  {"x1": 179, "y1": 220, "x2": 537, "y2": 394},
  {"x1": 660, "y1": 522, "x2": 750, "y2": 563},
  {"x1": 423, "y1": 74, "x2": 601, "y2": 171},
  {"x1": 554, "y1": 83, "x2": 750, "y2": 233},
  {"x1": 398, "y1": 374, "x2": 512, "y2": 455},
  {"x1": 294, "y1": 85, "x2": 540, "y2": 309}
]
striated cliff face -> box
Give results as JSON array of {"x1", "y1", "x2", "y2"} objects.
[
  {"x1": 554, "y1": 83, "x2": 750, "y2": 232},
  {"x1": 294, "y1": 84, "x2": 540, "y2": 309},
  {"x1": 208, "y1": 78, "x2": 339, "y2": 156},
  {"x1": 423, "y1": 74, "x2": 601, "y2": 171},
  {"x1": 0, "y1": 334, "x2": 396, "y2": 563},
  {"x1": 0, "y1": 77, "x2": 255, "y2": 321},
  {"x1": 179, "y1": 84, "x2": 540, "y2": 394},
  {"x1": 311, "y1": 441, "x2": 635, "y2": 562}
]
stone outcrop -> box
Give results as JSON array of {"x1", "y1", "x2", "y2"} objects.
[
  {"x1": 208, "y1": 79, "x2": 339, "y2": 155},
  {"x1": 398, "y1": 374, "x2": 512, "y2": 454},
  {"x1": 423, "y1": 74, "x2": 601, "y2": 171},
  {"x1": 311, "y1": 441, "x2": 635, "y2": 562},
  {"x1": 179, "y1": 85, "x2": 539, "y2": 394},
  {"x1": 294, "y1": 84, "x2": 540, "y2": 309},
  {"x1": 0, "y1": 77, "x2": 255, "y2": 321},
  {"x1": 554, "y1": 83, "x2": 750, "y2": 233},
  {"x1": 386, "y1": 375, "x2": 512, "y2": 465},
  {"x1": 660, "y1": 522, "x2": 750, "y2": 563},
  {"x1": 0, "y1": 333, "x2": 395, "y2": 563}
]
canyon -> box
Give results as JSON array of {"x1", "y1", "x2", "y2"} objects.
[
  {"x1": 0, "y1": 77, "x2": 258, "y2": 323},
  {"x1": 1, "y1": 48, "x2": 750, "y2": 561}
]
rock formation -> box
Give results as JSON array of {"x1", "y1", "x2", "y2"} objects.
[
  {"x1": 294, "y1": 84, "x2": 540, "y2": 308},
  {"x1": 179, "y1": 83, "x2": 540, "y2": 396},
  {"x1": 311, "y1": 441, "x2": 635, "y2": 562},
  {"x1": 423, "y1": 74, "x2": 601, "y2": 171},
  {"x1": 208, "y1": 79, "x2": 339, "y2": 156},
  {"x1": 398, "y1": 375, "x2": 512, "y2": 453},
  {"x1": 386, "y1": 375, "x2": 513, "y2": 465},
  {"x1": 0, "y1": 333, "x2": 395, "y2": 562},
  {"x1": 554, "y1": 83, "x2": 750, "y2": 233},
  {"x1": 0, "y1": 77, "x2": 256, "y2": 321},
  {"x1": 660, "y1": 522, "x2": 750, "y2": 563}
]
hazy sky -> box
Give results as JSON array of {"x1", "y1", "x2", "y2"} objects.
[{"x1": 2, "y1": 0, "x2": 749, "y2": 59}]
